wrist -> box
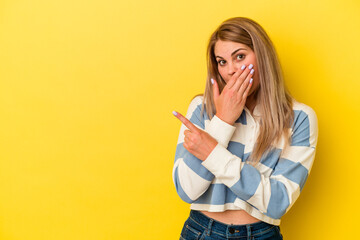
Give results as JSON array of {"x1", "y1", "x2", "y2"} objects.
[
  {"x1": 215, "y1": 113, "x2": 235, "y2": 126},
  {"x1": 203, "y1": 141, "x2": 218, "y2": 161}
]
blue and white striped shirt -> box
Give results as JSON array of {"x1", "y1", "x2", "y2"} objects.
[{"x1": 173, "y1": 96, "x2": 318, "y2": 225}]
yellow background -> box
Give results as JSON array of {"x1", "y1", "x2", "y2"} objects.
[{"x1": 0, "y1": 0, "x2": 359, "y2": 239}]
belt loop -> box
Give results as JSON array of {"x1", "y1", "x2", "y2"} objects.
[
  {"x1": 246, "y1": 224, "x2": 252, "y2": 239},
  {"x1": 206, "y1": 219, "x2": 214, "y2": 236}
]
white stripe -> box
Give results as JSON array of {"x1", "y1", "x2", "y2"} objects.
[
  {"x1": 255, "y1": 162, "x2": 273, "y2": 177},
  {"x1": 177, "y1": 158, "x2": 211, "y2": 201},
  {"x1": 190, "y1": 202, "x2": 244, "y2": 212},
  {"x1": 280, "y1": 146, "x2": 315, "y2": 171},
  {"x1": 246, "y1": 175, "x2": 272, "y2": 214},
  {"x1": 231, "y1": 122, "x2": 258, "y2": 153},
  {"x1": 202, "y1": 144, "x2": 245, "y2": 187}
]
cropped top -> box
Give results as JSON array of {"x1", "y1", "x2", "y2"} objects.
[{"x1": 172, "y1": 96, "x2": 318, "y2": 225}]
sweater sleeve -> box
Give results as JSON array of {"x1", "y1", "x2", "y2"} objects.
[
  {"x1": 172, "y1": 96, "x2": 237, "y2": 203},
  {"x1": 201, "y1": 106, "x2": 318, "y2": 219}
]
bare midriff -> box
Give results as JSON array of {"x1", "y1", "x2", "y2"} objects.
[{"x1": 200, "y1": 210, "x2": 261, "y2": 225}]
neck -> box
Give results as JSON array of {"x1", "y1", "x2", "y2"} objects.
[{"x1": 245, "y1": 91, "x2": 259, "y2": 115}]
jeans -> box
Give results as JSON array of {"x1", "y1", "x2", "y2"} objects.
[{"x1": 180, "y1": 210, "x2": 283, "y2": 240}]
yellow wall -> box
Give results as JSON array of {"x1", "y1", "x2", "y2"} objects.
[{"x1": 0, "y1": 0, "x2": 359, "y2": 239}]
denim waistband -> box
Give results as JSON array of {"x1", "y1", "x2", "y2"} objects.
[{"x1": 189, "y1": 210, "x2": 276, "y2": 238}]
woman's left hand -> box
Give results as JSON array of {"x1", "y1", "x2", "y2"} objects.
[{"x1": 173, "y1": 111, "x2": 218, "y2": 161}]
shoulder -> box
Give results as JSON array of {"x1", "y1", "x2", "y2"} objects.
[{"x1": 292, "y1": 99, "x2": 318, "y2": 126}]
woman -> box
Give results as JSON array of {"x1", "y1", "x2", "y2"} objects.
[{"x1": 172, "y1": 17, "x2": 318, "y2": 240}]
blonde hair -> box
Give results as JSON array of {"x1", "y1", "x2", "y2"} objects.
[{"x1": 199, "y1": 17, "x2": 294, "y2": 166}]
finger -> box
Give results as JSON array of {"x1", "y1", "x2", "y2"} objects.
[
  {"x1": 211, "y1": 78, "x2": 220, "y2": 101},
  {"x1": 231, "y1": 65, "x2": 252, "y2": 92},
  {"x1": 238, "y1": 74, "x2": 253, "y2": 100},
  {"x1": 225, "y1": 64, "x2": 246, "y2": 89},
  {"x1": 172, "y1": 111, "x2": 199, "y2": 132},
  {"x1": 242, "y1": 77, "x2": 253, "y2": 100}
]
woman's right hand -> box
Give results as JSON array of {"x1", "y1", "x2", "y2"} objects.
[{"x1": 212, "y1": 64, "x2": 254, "y2": 125}]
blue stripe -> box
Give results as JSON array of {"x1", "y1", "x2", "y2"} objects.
[
  {"x1": 235, "y1": 110, "x2": 247, "y2": 124},
  {"x1": 230, "y1": 164, "x2": 261, "y2": 201},
  {"x1": 175, "y1": 143, "x2": 214, "y2": 181},
  {"x1": 189, "y1": 104, "x2": 209, "y2": 129},
  {"x1": 259, "y1": 148, "x2": 282, "y2": 170},
  {"x1": 266, "y1": 178, "x2": 290, "y2": 219},
  {"x1": 243, "y1": 152, "x2": 251, "y2": 162},
  {"x1": 291, "y1": 110, "x2": 310, "y2": 146},
  {"x1": 272, "y1": 158, "x2": 309, "y2": 191},
  {"x1": 227, "y1": 141, "x2": 245, "y2": 159},
  {"x1": 194, "y1": 183, "x2": 237, "y2": 205},
  {"x1": 238, "y1": 147, "x2": 282, "y2": 169},
  {"x1": 173, "y1": 167, "x2": 193, "y2": 203}
]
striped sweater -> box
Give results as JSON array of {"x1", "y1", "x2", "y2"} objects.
[{"x1": 172, "y1": 96, "x2": 318, "y2": 225}]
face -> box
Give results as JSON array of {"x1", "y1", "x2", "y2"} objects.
[{"x1": 214, "y1": 40, "x2": 259, "y2": 96}]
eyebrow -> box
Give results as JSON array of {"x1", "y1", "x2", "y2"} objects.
[{"x1": 215, "y1": 48, "x2": 247, "y2": 59}]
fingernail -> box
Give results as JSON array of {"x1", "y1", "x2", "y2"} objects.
[
  {"x1": 211, "y1": 78, "x2": 214, "y2": 84},
  {"x1": 250, "y1": 78, "x2": 253, "y2": 84},
  {"x1": 241, "y1": 64, "x2": 246, "y2": 70},
  {"x1": 172, "y1": 111, "x2": 178, "y2": 116},
  {"x1": 250, "y1": 69, "x2": 254, "y2": 74},
  {"x1": 248, "y1": 64, "x2": 253, "y2": 69}
]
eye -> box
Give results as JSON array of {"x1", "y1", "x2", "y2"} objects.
[
  {"x1": 218, "y1": 60, "x2": 226, "y2": 66},
  {"x1": 236, "y1": 54, "x2": 245, "y2": 60}
]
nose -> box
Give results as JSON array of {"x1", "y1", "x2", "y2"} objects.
[{"x1": 227, "y1": 62, "x2": 238, "y2": 76}]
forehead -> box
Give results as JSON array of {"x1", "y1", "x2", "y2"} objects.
[{"x1": 214, "y1": 40, "x2": 250, "y2": 56}]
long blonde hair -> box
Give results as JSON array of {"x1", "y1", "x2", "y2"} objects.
[{"x1": 200, "y1": 17, "x2": 294, "y2": 165}]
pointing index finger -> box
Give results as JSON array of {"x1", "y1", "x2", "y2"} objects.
[{"x1": 172, "y1": 111, "x2": 199, "y2": 132}]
